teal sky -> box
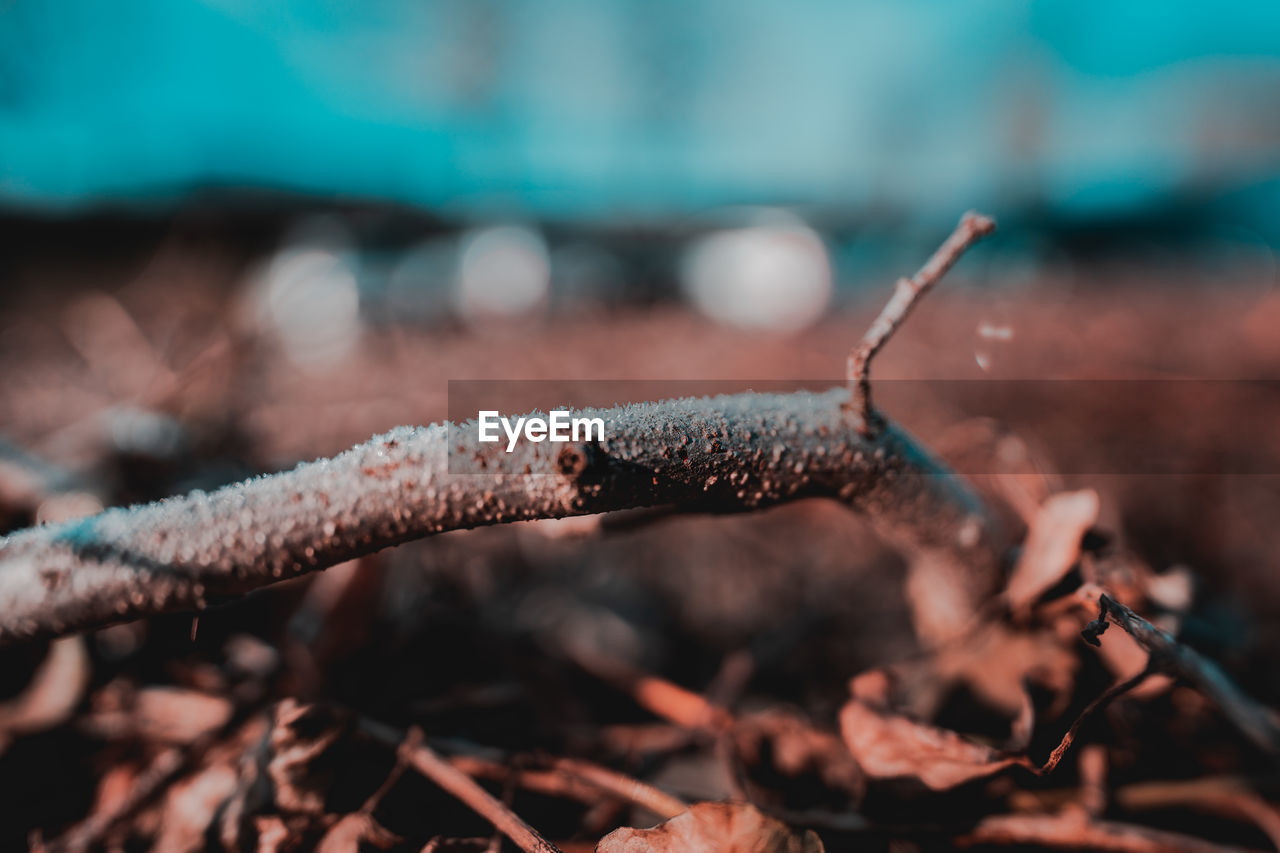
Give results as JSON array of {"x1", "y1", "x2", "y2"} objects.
[{"x1": 2, "y1": 1, "x2": 1279, "y2": 227}]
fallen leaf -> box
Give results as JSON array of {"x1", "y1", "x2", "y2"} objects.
[
  {"x1": 733, "y1": 709, "x2": 864, "y2": 802},
  {"x1": 268, "y1": 700, "x2": 353, "y2": 815},
  {"x1": 935, "y1": 623, "x2": 1077, "y2": 719},
  {"x1": 1007, "y1": 490, "x2": 1099, "y2": 614},
  {"x1": 904, "y1": 549, "x2": 987, "y2": 647},
  {"x1": 82, "y1": 684, "x2": 233, "y2": 744},
  {"x1": 314, "y1": 813, "x2": 399, "y2": 853},
  {"x1": 597, "y1": 802, "x2": 823, "y2": 853},
  {"x1": 840, "y1": 699, "x2": 1027, "y2": 790},
  {"x1": 252, "y1": 815, "x2": 295, "y2": 853},
  {"x1": 152, "y1": 763, "x2": 240, "y2": 853},
  {"x1": 0, "y1": 636, "x2": 90, "y2": 750}
]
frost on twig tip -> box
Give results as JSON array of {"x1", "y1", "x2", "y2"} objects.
[{"x1": 846, "y1": 211, "x2": 997, "y2": 435}]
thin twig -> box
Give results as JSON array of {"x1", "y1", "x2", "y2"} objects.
[
  {"x1": 1114, "y1": 777, "x2": 1280, "y2": 852},
  {"x1": 547, "y1": 758, "x2": 687, "y2": 820},
  {"x1": 567, "y1": 648, "x2": 733, "y2": 734},
  {"x1": 1083, "y1": 593, "x2": 1280, "y2": 754},
  {"x1": 846, "y1": 211, "x2": 997, "y2": 434},
  {"x1": 960, "y1": 811, "x2": 1264, "y2": 852},
  {"x1": 448, "y1": 753, "x2": 682, "y2": 821},
  {"x1": 397, "y1": 726, "x2": 561, "y2": 853},
  {"x1": 486, "y1": 757, "x2": 520, "y2": 853},
  {"x1": 360, "y1": 727, "x2": 417, "y2": 815},
  {"x1": 1038, "y1": 666, "x2": 1154, "y2": 776}
]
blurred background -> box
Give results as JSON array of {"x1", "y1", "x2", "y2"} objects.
[
  {"x1": 6, "y1": 4, "x2": 1280, "y2": 848},
  {"x1": 4, "y1": 0, "x2": 1280, "y2": 457},
  {"x1": 4, "y1": 1, "x2": 1280, "y2": 331}
]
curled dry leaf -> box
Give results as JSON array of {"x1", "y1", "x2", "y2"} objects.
[
  {"x1": 597, "y1": 802, "x2": 823, "y2": 853},
  {"x1": 1007, "y1": 489, "x2": 1099, "y2": 615},
  {"x1": 840, "y1": 699, "x2": 1027, "y2": 791}
]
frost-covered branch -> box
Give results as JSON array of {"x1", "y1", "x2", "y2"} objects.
[
  {"x1": 0, "y1": 213, "x2": 1003, "y2": 646},
  {"x1": 0, "y1": 388, "x2": 1000, "y2": 645}
]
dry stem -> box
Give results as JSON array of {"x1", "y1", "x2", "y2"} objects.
[
  {"x1": 846, "y1": 211, "x2": 997, "y2": 434},
  {"x1": 397, "y1": 727, "x2": 562, "y2": 853}
]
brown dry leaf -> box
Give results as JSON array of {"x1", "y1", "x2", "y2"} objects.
[
  {"x1": 862, "y1": 622, "x2": 1076, "y2": 728},
  {"x1": 268, "y1": 700, "x2": 353, "y2": 815},
  {"x1": 253, "y1": 815, "x2": 297, "y2": 853},
  {"x1": 0, "y1": 636, "x2": 90, "y2": 750},
  {"x1": 733, "y1": 709, "x2": 864, "y2": 801},
  {"x1": 904, "y1": 548, "x2": 987, "y2": 647},
  {"x1": 1007, "y1": 489, "x2": 1099, "y2": 614},
  {"x1": 151, "y1": 763, "x2": 240, "y2": 853},
  {"x1": 83, "y1": 682, "x2": 234, "y2": 744},
  {"x1": 314, "y1": 813, "x2": 399, "y2": 853},
  {"x1": 134, "y1": 687, "x2": 234, "y2": 743},
  {"x1": 597, "y1": 802, "x2": 823, "y2": 853},
  {"x1": 935, "y1": 623, "x2": 1078, "y2": 719},
  {"x1": 840, "y1": 699, "x2": 1027, "y2": 791}
]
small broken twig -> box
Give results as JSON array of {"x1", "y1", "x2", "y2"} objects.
[
  {"x1": 846, "y1": 211, "x2": 997, "y2": 434},
  {"x1": 547, "y1": 758, "x2": 687, "y2": 820},
  {"x1": 960, "y1": 811, "x2": 1265, "y2": 853},
  {"x1": 1083, "y1": 593, "x2": 1280, "y2": 755},
  {"x1": 1038, "y1": 666, "x2": 1155, "y2": 776},
  {"x1": 396, "y1": 727, "x2": 562, "y2": 853}
]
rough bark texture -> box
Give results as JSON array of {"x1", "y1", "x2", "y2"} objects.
[{"x1": 0, "y1": 387, "x2": 1000, "y2": 646}]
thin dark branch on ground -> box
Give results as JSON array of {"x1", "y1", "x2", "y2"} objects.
[
  {"x1": 1038, "y1": 666, "x2": 1154, "y2": 775},
  {"x1": 391, "y1": 726, "x2": 562, "y2": 853},
  {"x1": 547, "y1": 758, "x2": 687, "y2": 821},
  {"x1": 959, "y1": 811, "x2": 1265, "y2": 853},
  {"x1": 1083, "y1": 593, "x2": 1280, "y2": 754}
]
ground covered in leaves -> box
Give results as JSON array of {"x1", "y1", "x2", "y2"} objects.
[{"x1": 2, "y1": 241, "x2": 1280, "y2": 851}]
